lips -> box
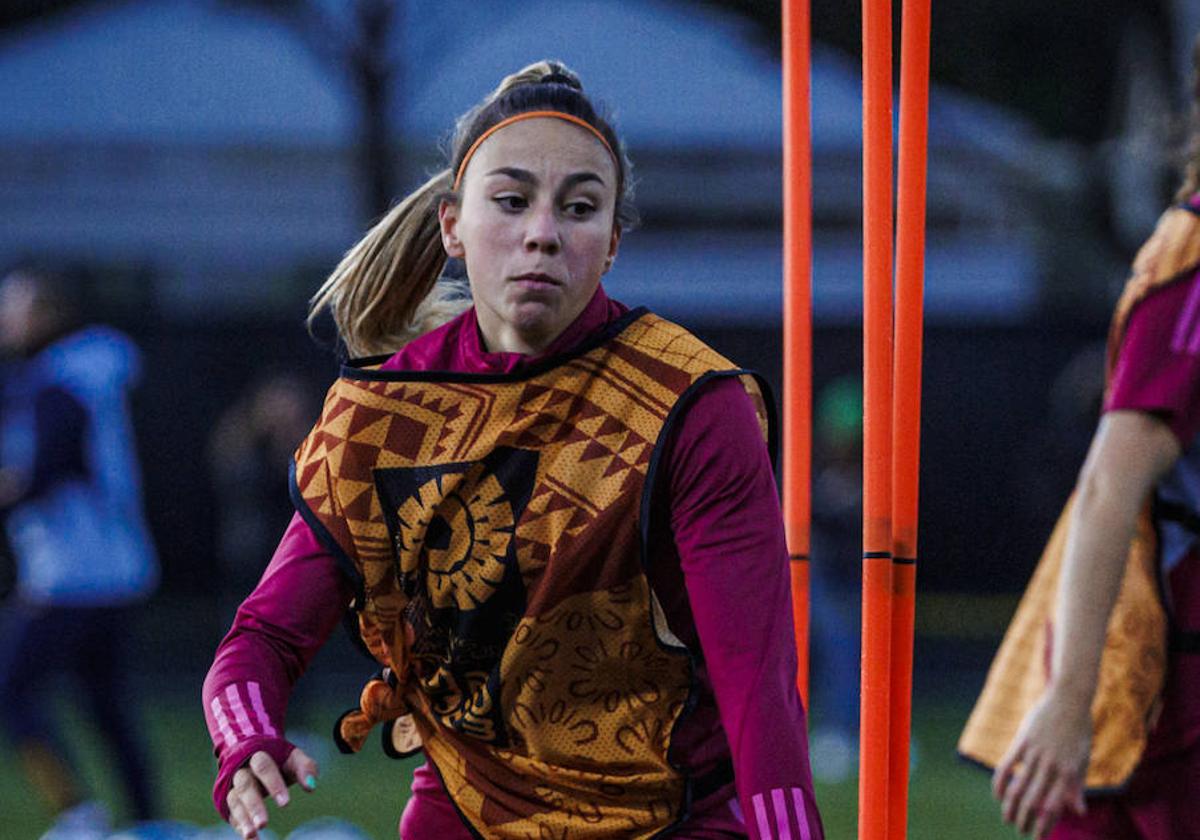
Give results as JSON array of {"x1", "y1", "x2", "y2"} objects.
[{"x1": 512, "y1": 272, "x2": 561, "y2": 286}]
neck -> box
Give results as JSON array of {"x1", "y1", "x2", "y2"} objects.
[{"x1": 476, "y1": 319, "x2": 557, "y2": 355}]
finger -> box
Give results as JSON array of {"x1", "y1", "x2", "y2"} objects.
[
  {"x1": 227, "y1": 798, "x2": 246, "y2": 837},
  {"x1": 1015, "y1": 756, "x2": 1054, "y2": 835},
  {"x1": 235, "y1": 788, "x2": 269, "y2": 836},
  {"x1": 227, "y1": 799, "x2": 259, "y2": 840},
  {"x1": 1033, "y1": 802, "x2": 1061, "y2": 840},
  {"x1": 283, "y1": 746, "x2": 320, "y2": 792},
  {"x1": 1040, "y1": 769, "x2": 1076, "y2": 816},
  {"x1": 1032, "y1": 774, "x2": 1073, "y2": 839},
  {"x1": 1000, "y1": 756, "x2": 1031, "y2": 825},
  {"x1": 230, "y1": 769, "x2": 269, "y2": 829},
  {"x1": 231, "y1": 765, "x2": 258, "y2": 794},
  {"x1": 1032, "y1": 801, "x2": 1060, "y2": 840},
  {"x1": 249, "y1": 750, "x2": 290, "y2": 807},
  {"x1": 994, "y1": 744, "x2": 1022, "y2": 800}
]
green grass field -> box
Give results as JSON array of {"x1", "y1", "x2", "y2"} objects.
[{"x1": 0, "y1": 685, "x2": 1023, "y2": 839}]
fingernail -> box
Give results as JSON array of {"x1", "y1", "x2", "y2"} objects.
[
  {"x1": 274, "y1": 791, "x2": 289, "y2": 807},
  {"x1": 305, "y1": 774, "x2": 317, "y2": 789}
]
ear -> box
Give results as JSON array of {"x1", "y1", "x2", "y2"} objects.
[
  {"x1": 438, "y1": 199, "x2": 465, "y2": 259},
  {"x1": 603, "y1": 226, "x2": 622, "y2": 273}
]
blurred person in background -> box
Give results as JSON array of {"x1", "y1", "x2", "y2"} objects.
[
  {"x1": 208, "y1": 372, "x2": 316, "y2": 618},
  {"x1": 983, "y1": 32, "x2": 1200, "y2": 840},
  {"x1": 203, "y1": 60, "x2": 824, "y2": 840},
  {"x1": 0, "y1": 268, "x2": 160, "y2": 837}
]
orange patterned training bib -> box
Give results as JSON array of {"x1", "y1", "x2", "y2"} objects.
[{"x1": 293, "y1": 310, "x2": 772, "y2": 837}]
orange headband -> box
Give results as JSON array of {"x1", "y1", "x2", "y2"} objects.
[{"x1": 452, "y1": 110, "x2": 617, "y2": 191}]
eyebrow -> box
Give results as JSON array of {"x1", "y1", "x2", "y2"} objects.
[{"x1": 484, "y1": 167, "x2": 607, "y2": 189}]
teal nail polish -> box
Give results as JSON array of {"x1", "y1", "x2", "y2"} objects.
[{"x1": 305, "y1": 774, "x2": 317, "y2": 789}]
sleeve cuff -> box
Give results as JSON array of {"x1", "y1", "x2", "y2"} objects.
[{"x1": 212, "y1": 736, "x2": 297, "y2": 821}]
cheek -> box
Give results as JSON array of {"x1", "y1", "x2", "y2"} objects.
[
  {"x1": 572, "y1": 229, "x2": 615, "y2": 271},
  {"x1": 463, "y1": 214, "x2": 519, "y2": 259}
]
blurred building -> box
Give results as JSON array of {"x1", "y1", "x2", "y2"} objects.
[{"x1": 0, "y1": 0, "x2": 1092, "y2": 326}]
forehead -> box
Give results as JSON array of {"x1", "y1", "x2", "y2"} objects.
[{"x1": 463, "y1": 117, "x2": 617, "y2": 186}]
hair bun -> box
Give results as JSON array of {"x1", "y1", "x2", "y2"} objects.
[{"x1": 540, "y1": 69, "x2": 582, "y2": 90}]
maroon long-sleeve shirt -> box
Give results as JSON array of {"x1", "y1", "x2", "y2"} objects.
[{"x1": 203, "y1": 286, "x2": 822, "y2": 839}]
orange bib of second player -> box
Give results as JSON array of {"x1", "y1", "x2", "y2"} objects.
[{"x1": 958, "y1": 495, "x2": 1167, "y2": 790}]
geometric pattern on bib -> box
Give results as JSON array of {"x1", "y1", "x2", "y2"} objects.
[{"x1": 292, "y1": 312, "x2": 772, "y2": 838}]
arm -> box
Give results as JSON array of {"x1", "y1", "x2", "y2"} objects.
[
  {"x1": 202, "y1": 511, "x2": 351, "y2": 838},
  {"x1": 994, "y1": 411, "x2": 1180, "y2": 837},
  {"x1": 0, "y1": 386, "x2": 88, "y2": 509},
  {"x1": 665, "y1": 376, "x2": 824, "y2": 840}
]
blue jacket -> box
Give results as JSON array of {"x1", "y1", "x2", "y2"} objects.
[{"x1": 1, "y1": 326, "x2": 158, "y2": 605}]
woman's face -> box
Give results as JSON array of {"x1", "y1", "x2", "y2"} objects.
[
  {"x1": 439, "y1": 117, "x2": 621, "y2": 354},
  {"x1": 0, "y1": 275, "x2": 51, "y2": 354}
]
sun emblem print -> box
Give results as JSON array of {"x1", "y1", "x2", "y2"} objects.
[
  {"x1": 375, "y1": 446, "x2": 539, "y2": 615},
  {"x1": 392, "y1": 463, "x2": 514, "y2": 611}
]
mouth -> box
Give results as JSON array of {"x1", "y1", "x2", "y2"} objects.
[{"x1": 511, "y1": 272, "x2": 562, "y2": 287}]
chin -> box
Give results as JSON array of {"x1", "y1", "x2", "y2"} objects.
[
  {"x1": 511, "y1": 314, "x2": 555, "y2": 340},
  {"x1": 508, "y1": 298, "x2": 558, "y2": 326}
]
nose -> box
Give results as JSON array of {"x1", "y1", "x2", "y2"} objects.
[{"x1": 523, "y1": 205, "x2": 561, "y2": 255}]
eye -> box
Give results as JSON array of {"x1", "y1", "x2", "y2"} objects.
[
  {"x1": 564, "y1": 200, "x2": 597, "y2": 218},
  {"x1": 493, "y1": 194, "x2": 528, "y2": 211}
]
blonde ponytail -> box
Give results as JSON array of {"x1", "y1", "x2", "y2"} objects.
[{"x1": 308, "y1": 168, "x2": 468, "y2": 357}]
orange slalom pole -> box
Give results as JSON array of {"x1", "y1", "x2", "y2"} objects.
[
  {"x1": 782, "y1": 0, "x2": 814, "y2": 709},
  {"x1": 859, "y1": 0, "x2": 895, "y2": 836},
  {"x1": 888, "y1": 0, "x2": 930, "y2": 836}
]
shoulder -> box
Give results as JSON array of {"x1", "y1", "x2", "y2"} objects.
[
  {"x1": 1107, "y1": 267, "x2": 1200, "y2": 438},
  {"x1": 609, "y1": 312, "x2": 739, "y2": 382},
  {"x1": 662, "y1": 374, "x2": 773, "y2": 495},
  {"x1": 680, "y1": 375, "x2": 763, "y2": 433},
  {"x1": 1127, "y1": 268, "x2": 1200, "y2": 351},
  {"x1": 40, "y1": 326, "x2": 141, "y2": 395},
  {"x1": 1128, "y1": 200, "x2": 1200, "y2": 291}
]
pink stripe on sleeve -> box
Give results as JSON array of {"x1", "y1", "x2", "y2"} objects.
[
  {"x1": 792, "y1": 788, "x2": 812, "y2": 840},
  {"x1": 771, "y1": 788, "x2": 793, "y2": 840},
  {"x1": 752, "y1": 792, "x2": 772, "y2": 839},
  {"x1": 225, "y1": 684, "x2": 256, "y2": 739},
  {"x1": 247, "y1": 681, "x2": 278, "y2": 737},
  {"x1": 209, "y1": 696, "x2": 239, "y2": 751}
]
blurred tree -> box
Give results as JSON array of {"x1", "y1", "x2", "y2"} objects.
[{"x1": 222, "y1": 0, "x2": 400, "y2": 221}]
